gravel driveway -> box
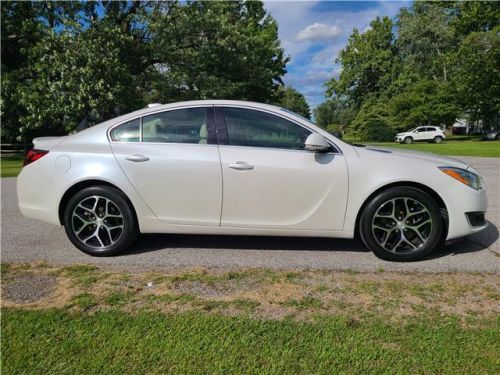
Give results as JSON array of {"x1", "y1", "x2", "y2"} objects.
[{"x1": 1, "y1": 156, "x2": 498, "y2": 273}]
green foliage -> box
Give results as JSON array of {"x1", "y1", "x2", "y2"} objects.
[
  {"x1": 274, "y1": 86, "x2": 310, "y2": 119},
  {"x1": 1, "y1": 1, "x2": 288, "y2": 141},
  {"x1": 321, "y1": 1, "x2": 500, "y2": 138},
  {"x1": 397, "y1": 2, "x2": 457, "y2": 82},
  {"x1": 350, "y1": 98, "x2": 395, "y2": 142},
  {"x1": 452, "y1": 26, "x2": 500, "y2": 126},
  {"x1": 326, "y1": 16, "x2": 399, "y2": 107},
  {"x1": 313, "y1": 98, "x2": 354, "y2": 129},
  {"x1": 388, "y1": 80, "x2": 460, "y2": 130}
]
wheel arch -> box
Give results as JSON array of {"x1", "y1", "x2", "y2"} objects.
[
  {"x1": 354, "y1": 181, "x2": 448, "y2": 240},
  {"x1": 58, "y1": 179, "x2": 138, "y2": 226}
]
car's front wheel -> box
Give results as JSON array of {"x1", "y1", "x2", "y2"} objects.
[
  {"x1": 63, "y1": 186, "x2": 138, "y2": 256},
  {"x1": 433, "y1": 136, "x2": 443, "y2": 144},
  {"x1": 359, "y1": 187, "x2": 443, "y2": 261},
  {"x1": 404, "y1": 137, "x2": 413, "y2": 144}
]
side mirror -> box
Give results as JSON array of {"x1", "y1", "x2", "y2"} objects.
[{"x1": 304, "y1": 133, "x2": 331, "y2": 152}]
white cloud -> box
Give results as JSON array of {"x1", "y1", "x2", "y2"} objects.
[
  {"x1": 263, "y1": 1, "x2": 411, "y2": 109},
  {"x1": 295, "y1": 23, "x2": 342, "y2": 42}
]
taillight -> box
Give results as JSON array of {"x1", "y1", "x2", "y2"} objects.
[{"x1": 23, "y1": 149, "x2": 49, "y2": 166}]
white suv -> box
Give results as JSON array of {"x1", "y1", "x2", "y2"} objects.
[{"x1": 395, "y1": 127, "x2": 446, "y2": 144}]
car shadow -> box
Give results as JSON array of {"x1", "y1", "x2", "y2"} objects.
[
  {"x1": 122, "y1": 220, "x2": 499, "y2": 260},
  {"x1": 430, "y1": 220, "x2": 499, "y2": 259}
]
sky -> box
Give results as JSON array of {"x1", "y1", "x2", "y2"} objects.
[{"x1": 263, "y1": 1, "x2": 410, "y2": 110}]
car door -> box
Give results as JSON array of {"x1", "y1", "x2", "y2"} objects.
[
  {"x1": 109, "y1": 106, "x2": 222, "y2": 226},
  {"x1": 215, "y1": 106, "x2": 349, "y2": 231},
  {"x1": 423, "y1": 127, "x2": 436, "y2": 140},
  {"x1": 412, "y1": 127, "x2": 426, "y2": 140}
]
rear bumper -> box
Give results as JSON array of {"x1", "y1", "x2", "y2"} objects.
[{"x1": 17, "y1": 160, "x2": 61, "y2": 226}]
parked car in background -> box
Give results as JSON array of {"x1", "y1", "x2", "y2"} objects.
[
  {"x1": 17, "y1": 100, "x2": 487, "y2": 261},
  {"x1": 482, "y1": 130, "x2": 500, "y2": 141},
  {"x1": 395, "y1": 127, "x2": 446, "y2": 144}
]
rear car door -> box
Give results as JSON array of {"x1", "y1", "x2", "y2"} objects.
[
  {"x1": 109, "y1": 106, "x2": 222, "y2": 226},
  {"x1": 215, "y1": 106, "x2": 349, "y2": 231}
]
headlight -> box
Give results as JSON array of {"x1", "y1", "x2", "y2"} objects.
[{"x1": 439, "y1": 167, "x2": 483, "y2": 190}]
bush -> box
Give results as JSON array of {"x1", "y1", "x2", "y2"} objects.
[{"x1": 351, "y1": 98, "x2": 395, "y2": 141}]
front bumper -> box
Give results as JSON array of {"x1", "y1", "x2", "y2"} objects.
[{"x1": 439, "y1": 182, "x2": 488, "y2": 240}]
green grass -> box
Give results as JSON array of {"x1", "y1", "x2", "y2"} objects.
[
  {"x1": 2, "y1": 308, "x2": 499, "y2": 374},
  {"x1": 365, "y1": 139, "x2": 500, "y2": 157},
  {"x1": 1, "y1": 156, "x2": 23, "y2": 177}
]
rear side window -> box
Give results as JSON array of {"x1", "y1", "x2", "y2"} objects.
[
  {"x1": 142, "y1": 108, "x2": 209, "y2": 144},
  {"x1": 426, "y1": 127, "x2": 437, "y2": 131},
  {"x1": 223, "y1": 107, "x2": 311, "y2": 150},
  {"x1": 110, "y1": 119, "x2": 140, "y2": 142}
]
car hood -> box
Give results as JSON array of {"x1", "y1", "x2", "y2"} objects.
[{"x1": 355, "y1": 146, "x2": 470, "y2": 169}]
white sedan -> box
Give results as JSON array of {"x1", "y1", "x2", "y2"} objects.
[{"x1": 17, "y1": 100, "x2": 487, "y2": 261}]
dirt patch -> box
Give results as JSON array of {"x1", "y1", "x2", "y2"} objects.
[
  {"x1": 1, "y1": 262, "x2": 499, "y2": 322},
  {"x1": 2, "y1": 274, "x2": 57, "y2": 304}
]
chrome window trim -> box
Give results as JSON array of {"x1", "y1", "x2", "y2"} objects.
[
  {"x1": 106, "y1": 103, "x2": 342, "y2": 154},
  {"x1": 107, "y1": 105, "x2": 214, "y2": 144}
]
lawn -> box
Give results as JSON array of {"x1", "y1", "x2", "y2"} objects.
[
  {"x1": 366, "y1": 140, "x2": 500, "y2": 158},
  {"x1": 2, "y1": 263, "x2": 500, "y2": 374},
  {"x1": 1, "y1": 156, "x2": 23, "y2": 177},
  {"x1": 3, "y1": 308, "x2": 498, "y2": 374}
]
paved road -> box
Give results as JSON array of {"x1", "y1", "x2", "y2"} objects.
[{"x1": 2, "y1": 156, "x2": 499, "y2": 272}]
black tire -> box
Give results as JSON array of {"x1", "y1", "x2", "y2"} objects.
[
  {"x1": 433, "y1": 136, "x2": 443, "y2": 144},
  {"x1": 495, "y1": 134, "x2": 500, "y2": 140},
  {"x1": 359, "y1": 187, "x2": 443, "y2": 261},
  {"x1": 63, "y1": 186, "x2": 138, "y2": 256},
  {"x1": 404, "y1": 137, "x2": 413, "y2": 144}
]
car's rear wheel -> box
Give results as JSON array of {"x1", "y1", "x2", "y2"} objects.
[
  {"x1": 63, "y1": 186, "x2": 138, "y2": 256},
  {"x1": 433, "y1": 136, "x2": 443, "y2": 144},
  {"x1": 404, "y1": 137, "x2": 413, "y2": 144},
  {"x1": 359, "y1": 187, "x2": 443, "y2": 261}
]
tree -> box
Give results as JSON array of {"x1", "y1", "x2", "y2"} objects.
[
  {"x1": 313, "y1": 98, "x2": 354, "y2": 130},
  {"x1": 15, "y1": 25, "x2": 139, "y2": 138},
  {"x1": 452, "y1": 27, "x2": 500, "y2": 128},
  {"x1": 388, "y1": 80, "x2": 460, "y2": 131},
  {"x1": 146, "y1": 1, "x2": 287, "y2": 103},
  {"x1": 274, "y1": 86, "x2": 310, "y2": 119},
  {"x1": 1, "y1": 0, "x2": 289, "y2": 141},
  {"x1": 350, "y1": 98, "x2": 395, "y2": 142},
  {"x1": 397, "y1": 2, "x2": 458, "y2": 82},
  {"x1": 326, "y1": 16, "x2": 399, "y2": 108}
]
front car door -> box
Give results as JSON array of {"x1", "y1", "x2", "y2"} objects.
[
  {"x1": 412, "y1": 127, "x2": 426, "y2": 140},
  {"x1": 109, "y1": 106, "x2": 222, "y2": 226},
  {"x1": 215, "y1": 106, "x2": 349, "y2": 232}
]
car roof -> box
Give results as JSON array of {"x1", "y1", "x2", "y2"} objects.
[
  {"x1": 117, "y1": 100, "x2": 283, "y2": 122},
  {"x1": 70, "y1": 100, "x2": 294, "y2": 141}
]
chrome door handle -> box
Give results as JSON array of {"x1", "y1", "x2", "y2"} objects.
[
  {"x1": 125, "y1": 154, "x2": 149, "y2": 162},
  {"x1": 229, "y1": 161, "x2": 254, "y2": 170}
]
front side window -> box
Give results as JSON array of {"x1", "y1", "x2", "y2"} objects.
[
  {"x1": 142, "y1": 107, "x2": 209, "y2": 144},
  {"x1": 223, "y1": 107, "x2": 311, "y2": 150},
  {"x1": 110, "y1": 119, "x2": 140, "y2": 142}
]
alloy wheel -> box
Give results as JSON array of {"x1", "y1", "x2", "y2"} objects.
[
  {"x1": 71, "y1": 195, "x2": 124, "y2": 250},
  {"x1": 371, "y1": 197, "x2": 432, "y2": 254}
]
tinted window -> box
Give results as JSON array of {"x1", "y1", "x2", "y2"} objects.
[
  {"x1": 223, "y1": 108, "x2": 311, "y2": 150},
  {"x1": 142, "y1": 108, "x2": 209, "y2": 144},
  {"x1": 110, "y1": 119, "x2": 140, "y2": 142},
  {"x1": 426, "y1": 127, "x2": 436, "y2": 131}
]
